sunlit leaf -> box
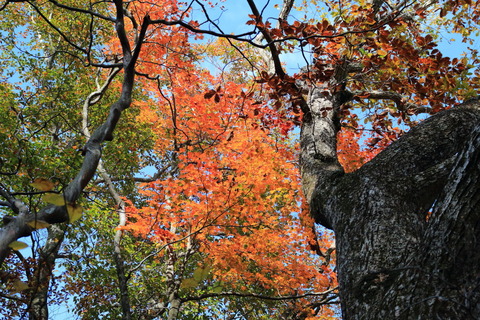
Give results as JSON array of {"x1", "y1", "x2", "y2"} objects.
[
  {"x1": 377, "y1": 49, "x2": 388, "y2": 56},
  {"x1": 26, "y1": 220, "x2": 51, "y2": 230},
  {"x1": 43, "y1": 193, "x2": 65, "y2": 206},
  {"x1": 8, "y1": 241, "x2": 28, "y2": 250},
  {"x1": 67, "y1": 203, "x2": 83, "y2": 223},
  {"x1": 30, "y1": 178, "x2": 55, "y2": 191}
]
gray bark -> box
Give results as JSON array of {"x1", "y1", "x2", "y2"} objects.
[
  {"x1": 301, "y1": 91, "x2": 480, "y2": 319},
  {"x1": 82, "y1": 70, "x2": 132, "y2": 319},
  {"x1": 0, "y1": 1, "x2": 150, "y2": 265},
  {"x1": 28, "y1": 225, "x2": 65, "y2": 320},
  {"x1": 99, "y1": 161, "x2": 132, "y2": 320}
]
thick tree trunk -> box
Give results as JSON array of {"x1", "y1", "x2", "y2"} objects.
[{"x1": 301, "y1": 93, "x2": 480, "y2": 319}]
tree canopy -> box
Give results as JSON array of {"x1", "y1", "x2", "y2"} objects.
[{"x1": 0, "y1": 0, "x2": 479, "y2": 319}]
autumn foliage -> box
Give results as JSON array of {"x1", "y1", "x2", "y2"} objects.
[
  {"x1": 1, "y1": 0, "x2": 480, "y2": 319},
  {"x1": 120, "y1": 4, "x2": 337, "y2": 316}
]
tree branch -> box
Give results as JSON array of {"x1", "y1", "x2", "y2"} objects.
[
  {"x1": 27, "y1": 1, "x2": 88, "y2": 55},
  {"x1": 353, "y1": 90, "x2": 432, "y2": 114},
  {"x1": 148, "y1": 17, "x2": 257, "y2": 41},
  {"x1": 253, "y1": 0, "x2": 294, "y2": 75},
  {"x1": 0, "y1": 2, "x2": 150, "y2": 267},
  {"x1": 181, "y1": 287, "x2": 338, "y2": 303},
  {"x1": 246, "y1": 0, "x2": 285, "y2": 78},
  {"x1": 47, "y1": 0, "x2": 115, "y2": 22}
]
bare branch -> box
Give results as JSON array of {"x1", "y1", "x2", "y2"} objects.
[
  {"x1": 94, "y1": 165, "x2": 170, "y2": 184},
  {"x1": 26, "y1": 1, "x2": 88, "y2": 55},
  {"x1": 253, "y1": 0, "x2": 294, "y2": 75},
  {"x1": 47, "y1": 0, "x2": 115, "y2": 22},
  {"x1": 0, "y1": 183, "x2": 19, "y2": 214},
  {"x1": 181, "y1": 287, "x2": 339, "y2": 303},
  {"x1": 148, "y1": 17, "x2": 257, "y2": 41},
  {"x1": 246, "y1": 0, "x2": 285, "y2": 78},
  {"x1": 113, "y1": 0, "x2": 132, "y2": 63},
  {"x1": 353, "y1": 90, "x2": 432, "y2": 114},
  {"x1": 82, "y1": 67, "x2": 121, "y2": 135}
]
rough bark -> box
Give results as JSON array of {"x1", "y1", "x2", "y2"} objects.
[{"x1": 301, "y1": 92, "x2": 480, "y2": 319}]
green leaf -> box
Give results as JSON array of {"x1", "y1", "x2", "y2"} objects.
[
  {"x1": 9, "y1": 241, "x2": 28, "y2": 250},
  {"x1": 193, "y1": 264, "x2": 212, "y2": 282},
  {"x1": 43, "y1": 193, "x2": 65, "y2": 206},
  {"x1": 211, "y1": 284, "x2": 223, "y2": 293}
]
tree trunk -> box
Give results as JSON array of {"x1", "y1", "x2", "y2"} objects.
[
  {"x1": 29, "y1": 224, "x2": 65, "y2": 320},
  {"x1": 301, "y1": 92, "x2": 480, "y2": 319}
]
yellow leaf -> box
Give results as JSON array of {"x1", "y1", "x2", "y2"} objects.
[
  {"x1": 377, "y1": 49, "x2": 388, "y2": 56},
  {"x1": 9, "y1": 241, "x2": 28, "y2": 250},
  {"x1": 10, "y1": 280, "x2": 29, "y2": 293},
  {"x1": 30, "y1": 178, "x2": 55, "y2": 191},
  {"x1": 43, "y1": 193, "x2": 65, "y2": 206},
  {"x1": 67, "y1": 204, "x2": 83, "y2": 223},
  {"x1": 27, "y1": 220, "x2": 51, "y2": 230}
]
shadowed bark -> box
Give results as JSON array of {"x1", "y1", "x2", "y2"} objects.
[{"x1": 301, "y1": 93, "x2": 480, "y2": 319}]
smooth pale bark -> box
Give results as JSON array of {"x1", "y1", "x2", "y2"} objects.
[
  {"x1": 95, "y1": 161, "x2": 132, "y2": 320},
  {"x1": 301, "y1": 92, "x2": 480, "y2": 319}
]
